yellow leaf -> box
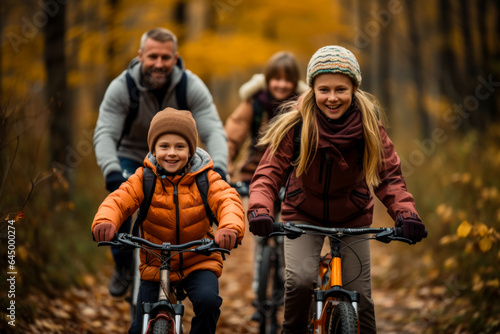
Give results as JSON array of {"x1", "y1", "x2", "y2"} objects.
[
  {"x1": 444, "y1": 257, "x2": 457, "y2": 269},
  {"x1": 439, "y1": 234, "x2": 458, "y2": 245},
  {"x1": 465, "y1": 241, "x2": 474, "y2": 254},
  {"x1": 486, "y1": 279, "x2": 500, "y2": 289},
  {"x1": 17, "y1": 246, "x2": 28, "y2": 261},
  {"x1": 472, "y1": 274, "x2": 484, "y2": 292},
  {"x1": 16, "y1": 211, "x2": 25, "y2": 221},
  {"x1": 475, "y1": 223, "x2": 489, "y2": 237},
  {"x1": 479, "y1": 237, "x2": 493, "y2": 252},
  {"x1": 457, "y1": 221, "x2": 472, "y2": 238},
  {"x1": 461, "y1": 172, "x2": 471, "y2": 183}
]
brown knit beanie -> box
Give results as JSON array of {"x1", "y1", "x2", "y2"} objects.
[{"x1": 147, "y1": 108, "x2": 198, "y2": 155}]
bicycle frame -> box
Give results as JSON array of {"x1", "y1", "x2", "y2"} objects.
[
  {"x1": 141, "y1": 244, "x2": 183, "y2": 334},
  {"x1": 99, "y1": 234, "x2": 229, "y2": 334},
  {"x1": 313, "y1": 236, "x2": 361, "y2": 333}
]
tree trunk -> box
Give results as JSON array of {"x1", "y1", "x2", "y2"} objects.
[
  {"x1": 377, "y1": 0, "x2": 391, "y2": 116},
  {"x1": 44, "y1": 2, "x2": 72, "y2": 199},
  {"x1": 106, "y1": 0, "x2": 119, "y2": 82},
  {"x1": 408, "y1": 1, "x2": 431, "y2": 138}
]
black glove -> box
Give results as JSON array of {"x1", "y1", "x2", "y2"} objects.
[
  {"x1": 249, "y1": 213, "x2": 274, "y2": 237},
  {"x1": 105, "y1": 171, "x2": 127, "y2": 192},
  {"x1": 397, "y1": 212, "x2": 426, "y2": 243},
  {"x1": 213, "y1": 167, "x2": 227, "y2": 182}
]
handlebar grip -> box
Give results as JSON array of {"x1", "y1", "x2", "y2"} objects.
[
  {"x1": 394, "y1": 227, "x2": 428, "y2": 239},
  {"x1": 272, "y1": 222, "x2": 283, "y2": 233}
]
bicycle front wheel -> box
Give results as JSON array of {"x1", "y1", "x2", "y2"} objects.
[
  {"x1": 152, "y1": 318, "x2": 172, "y2": 334},
  {"x1": 327, "y1": 301, "x2": 357, "y2": 334}
]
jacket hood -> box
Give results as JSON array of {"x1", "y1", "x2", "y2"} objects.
[
  {"x1": 238, "y1": 73, "x2": 309, "y2": 101},
  {"x1": 144, "y1": 147, "x2": 213, "y2": 177}
]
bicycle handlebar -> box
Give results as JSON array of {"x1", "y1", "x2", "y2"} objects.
[
  {"x1": 97, "y1": 233, "x2": 231, "y2": 256},
  {"x1": 270, "y1": 222, "x2": 427, "y2": 245}
]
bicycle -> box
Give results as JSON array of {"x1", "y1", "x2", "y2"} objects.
[
  {"x1": 230, "y1": 181, "x2": 285, "y2": 334},
  {"x1": 270, "y1": 222, "x2": 427, "y2": 334},
  {"x1": 98, "y1": 233, "x2": 230, "y2": 334}
]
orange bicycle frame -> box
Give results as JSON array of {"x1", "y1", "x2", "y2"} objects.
[{"x1": 313, "y1": 240, "x2": 360, "y2": 333}]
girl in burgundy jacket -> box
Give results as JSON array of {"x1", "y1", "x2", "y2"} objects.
[{"x1": 247, "y1": 45, "x2": 426, "y2": 334}]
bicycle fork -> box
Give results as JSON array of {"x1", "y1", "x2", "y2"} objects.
[
  {"x1": 142, "y1": 249, "x2": 184, "y2": 334},
  {"x1": 313, "y1": 242, "x2": 360, "y2": 332}
]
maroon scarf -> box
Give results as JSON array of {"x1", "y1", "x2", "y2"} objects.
[{"x1": 315, "y1": 102, "x2": 364, "y2": 170}]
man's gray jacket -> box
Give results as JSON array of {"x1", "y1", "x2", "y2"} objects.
[{"x1": 93, "y1": 58, "x2": 228, "y2": 179}]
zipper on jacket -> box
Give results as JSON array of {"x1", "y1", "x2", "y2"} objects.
[
  {"x1": 163, "y1": 177, "x2": 185, "y2": 277},
  {"x1": 319, "y1": 153, "x2": 325, "y2": 183},
  {"x1": 173, "y1": 183, "x2": 185, "y2": 276},
  {"x1": 323, "y1": 155, "x2": 333, "y2": 224}
]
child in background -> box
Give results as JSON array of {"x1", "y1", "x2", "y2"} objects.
[
  {"x1": 92, "y1": 108, "x2": 245, "y2": 334},
  {"x1": 225, "y1": 51, "x2": 308, "y2": 182},
  {"x1": 247, "y1": 46, "x2": 425, "y2": 333},
  {"x1": 225, "y1": 51, "x2": 308, "y2": 320}
]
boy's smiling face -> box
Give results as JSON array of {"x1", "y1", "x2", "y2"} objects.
[{"x1": 153, "y1": 133, "x2": 190, "y2": 173}]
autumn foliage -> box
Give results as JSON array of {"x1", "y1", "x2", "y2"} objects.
[{"x1": 1, "y1": 0, "x2": 500, "y2": 333}]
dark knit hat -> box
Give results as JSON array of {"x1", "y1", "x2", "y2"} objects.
[
  {"x1": 147, "y1": 108, "x2": 198, "y2": 155},
  {"x1": 306, "y1": 45, "x2": 362, "y2": 87}
]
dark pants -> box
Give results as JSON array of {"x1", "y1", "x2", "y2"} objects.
[
  {"x1": 111, "y1": 157, "x2": 142, "y2": 268},
  {"x1": 129, "y1": 270, "x2": 222, "y2": 334}
]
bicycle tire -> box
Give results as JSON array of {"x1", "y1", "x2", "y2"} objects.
[
  {"x1": 257, "y1": 245, "x2": 272, "y2": 303},
  {"x1": 152, "y1": 318, "x2": 172, "y2": 334},
  {"x1": 129, "y1": 248, "x2": 141, "y2": 321},
  {"x1": 327, "y1": 301, "x2": 357, "y2": 334},
  {"x1": 258, "y1": 244, "x2": 282, "y2": 334}
]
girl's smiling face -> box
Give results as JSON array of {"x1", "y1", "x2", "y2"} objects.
[
  {"x1": 268, "y1": 69, "x2": 295, "y2": 101},
  {"x1": 314, "y1": 73, "x2": 355, "y2": 120},
  {"x1": 153, "y1": 133, "x2": 190, "y2": 173}
]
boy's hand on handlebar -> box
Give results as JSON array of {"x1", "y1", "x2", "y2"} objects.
[
  {"x1": 93, "y1": 222, "x2": 116, "y2": 242},
  {"x1": 397, "y1": 212, "x2": 426, "y2": 243},
  {"x1": 249, "y1": 213, "x2": 274, "y2": 237},
  {"x1": 215, "y1": 228, "x2": 238, "y2": 250}
]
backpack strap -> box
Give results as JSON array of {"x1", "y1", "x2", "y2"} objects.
[
  {"x1": 175, "y1": 70, "x2": 189, "y2": 111},
  {"x1": 132, "y1": 167, "x2": 156, "y2": 231},
  {"x1": 117, "y1": 71, "x2": 140, "y2": 149},
  {"x1": 195, "y1": 170, "x2": 219, "y2": 227},
  {"x1": 250, "y1": 98, "x2": 266, "y2": 145}
]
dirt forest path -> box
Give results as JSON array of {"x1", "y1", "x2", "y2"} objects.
[{"x1": 20, "y1": 201, "x2": 429, "y2": 334}]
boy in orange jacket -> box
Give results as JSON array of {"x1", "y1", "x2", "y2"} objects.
[{"x1": 92, "y1": 108, "x2": 245, "y2": 334}]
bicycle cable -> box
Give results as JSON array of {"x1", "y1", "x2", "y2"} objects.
[{"x1": 306, "y1": 231, "x2": 372, "y2": 288}]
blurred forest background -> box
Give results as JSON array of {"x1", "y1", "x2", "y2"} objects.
[{"x1": 1, "y1": 0, "x2": 499, "y2": 333}]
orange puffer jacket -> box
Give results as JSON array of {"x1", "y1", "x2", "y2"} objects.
[{"x1": 92, "y1": 148, "x2": 245, "y2": 282}]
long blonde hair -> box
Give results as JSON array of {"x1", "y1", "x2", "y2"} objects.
[{"x1": 258, "y1": 87, "x2": 385, "y2": 188}]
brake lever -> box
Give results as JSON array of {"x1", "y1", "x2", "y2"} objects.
[
  {"x1": 212, "y1": 247, "x2": 230, "y2": 260},
  {"x1": 283, "y1": 225, "x2": 305, "y2": 240},
  {"x1": 391, "y1": 236, "x2": 415, "y2": 245},
  {"x1": 97, "y1": 240, "x2": 122, "y2": 247},
  {"x1": 375, "y1": 229, "x2": 393, "y2": 244},
  {"x1": 268, "y1": 231, "x2": 286, "y2": 238},
  {"x1": 375, "y1": 230, "x2": 415, "y2": 245}
]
